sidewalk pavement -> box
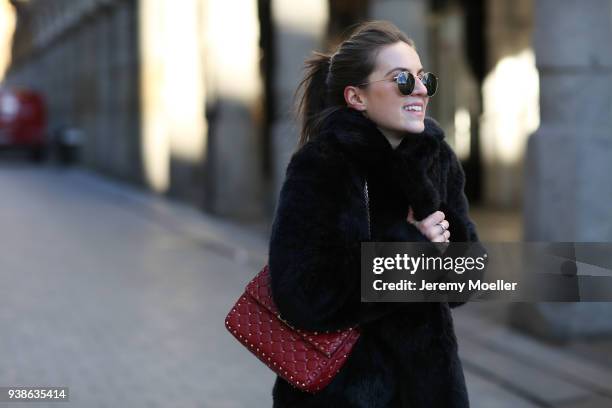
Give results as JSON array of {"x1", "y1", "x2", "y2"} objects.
[
  {"x1": 1, "y1": 163, "x2": 611, "y2": 407},
  {"x1": 0, "y1": 163, "x2": 274, "y2": 408}
]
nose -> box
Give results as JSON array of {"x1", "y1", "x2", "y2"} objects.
[{"x1": 412, "y1": 76, "x2": 428, "y2": 96}]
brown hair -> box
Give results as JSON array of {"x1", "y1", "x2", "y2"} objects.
[{"x1": 295, "y1": 21, "x2": 415, "y2": 147}]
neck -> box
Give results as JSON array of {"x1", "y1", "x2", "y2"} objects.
[{"x1": 378, "y1": 127, "x2": 404, "y2": 150}]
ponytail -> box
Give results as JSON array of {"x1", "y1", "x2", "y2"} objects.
[{"x1": 295, "y1": 52, "x2": 335, "y2": 148}]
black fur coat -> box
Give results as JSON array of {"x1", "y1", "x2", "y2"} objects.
[{"x1": 268, "y1": 107, "x2": 479, "y2": 407}]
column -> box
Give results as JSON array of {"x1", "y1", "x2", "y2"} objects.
[{"x1": 512, "y1": 0, "x2": 612, "y2": 341}]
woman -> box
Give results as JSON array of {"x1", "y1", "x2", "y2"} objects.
[{"x1": 268, "y1": 21, "x2": 479, "y2": 407}]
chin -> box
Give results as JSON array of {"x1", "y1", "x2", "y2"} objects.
[{"x1": 404, "y1": 122, "x2": 425, "y2": 134}]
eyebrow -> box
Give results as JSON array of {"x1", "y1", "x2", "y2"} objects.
[{"x1": 385, "y1": 67, "x2": 425, "y2": 76}]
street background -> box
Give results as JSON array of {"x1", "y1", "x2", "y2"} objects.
[
  {"x1": 1, "y1": 158, "x2": 612, "y2": 407},
  {"x1": 1, "y1": 0, "x2": 612, "y2": 407}
]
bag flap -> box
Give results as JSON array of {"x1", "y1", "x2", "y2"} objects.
[{"x1": 246, "y1": 265, "x2": 356, "y2": 358}]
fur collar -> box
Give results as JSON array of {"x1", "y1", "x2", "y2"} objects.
[
  {"x1": 318, "y1": 107, "x2": 446, "y2": 219},
  {"x1": 319, "y1": 107, "x2": 444, "y2": 169}
]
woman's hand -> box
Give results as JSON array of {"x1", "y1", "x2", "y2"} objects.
[{"x1": 407, "y1": 207, "x2": 450, "y2": 242}]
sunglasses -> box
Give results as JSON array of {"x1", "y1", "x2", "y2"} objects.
[{"x1": 359, "y1": 71, "x2": 438, "y2": 97}]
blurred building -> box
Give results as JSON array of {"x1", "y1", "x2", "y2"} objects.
[{"x1": 1, "y1": 0, "x2": 531, "y2": 216}]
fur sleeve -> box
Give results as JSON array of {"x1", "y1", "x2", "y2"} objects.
[
  {"x1": 268, "y1": 142, "x2": 402, "y2": 331},
  {"x1": 440, "y1": 142, "x2": 479, "y2": 243},
  {"x1": 439, "y1": 143, "x2": 484, "y2": 308}
]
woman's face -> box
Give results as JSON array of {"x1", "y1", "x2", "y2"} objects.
[{"x1": 356, "y1": 41, "x2": 429, "y2": 138}]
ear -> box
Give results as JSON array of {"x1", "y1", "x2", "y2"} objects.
[{"x1": 344, "y1": 85, "x2": 367, "y2": 111}]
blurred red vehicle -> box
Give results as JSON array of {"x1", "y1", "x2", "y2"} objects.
[{"x1": 0, "y1": 88, "x2": 47, "y2": 161}]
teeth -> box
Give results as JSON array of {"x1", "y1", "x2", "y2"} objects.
[{"x1": 404, "y1": 105, "x2": 422, "y2": 112}]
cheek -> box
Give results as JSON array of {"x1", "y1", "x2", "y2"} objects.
[
  {"x1": 374, "y1": 86, "x2": 399, "y2": 107},
  {"x1": 369, "y1": 88, "x2": 401, "y2": 117}
]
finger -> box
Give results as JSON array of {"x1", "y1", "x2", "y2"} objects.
[
  {"x1": 423, "y1": 221, "x2": 445, "y2": 239},
  {"x1": 434, "y1": 221, "x2": 449, "y2": 235},
  {"x1": 406, "y1": 207, "x2": 417, "y2": 225},
  {"x1": 425, "y1": 224, "x2": 451, "y2": 242},
  {"x1": 421, "y1": 211, "x2": 445, "y2": 229},
  {"x1": 431, "y1": 234, "x2": 447, "y2": 243},
  {"x1": 425, "y1": 225, "x2": 443, "y2": 241}
]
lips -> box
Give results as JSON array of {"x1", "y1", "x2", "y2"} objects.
[{"x1": 402, "y1": 102, "x2": 425, "y2": 115}]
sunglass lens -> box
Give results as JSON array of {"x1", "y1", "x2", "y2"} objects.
[
  {"x1": 423, "y1": 73, "x2": 438, "y2": 97},
  {"x1": 397, "y1": 72, "x2": 415, "y2": 95}
]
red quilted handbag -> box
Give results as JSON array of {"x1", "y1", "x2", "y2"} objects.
[{"x1": 224, "y1": 265, "x2": 360, "y2": 393}]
